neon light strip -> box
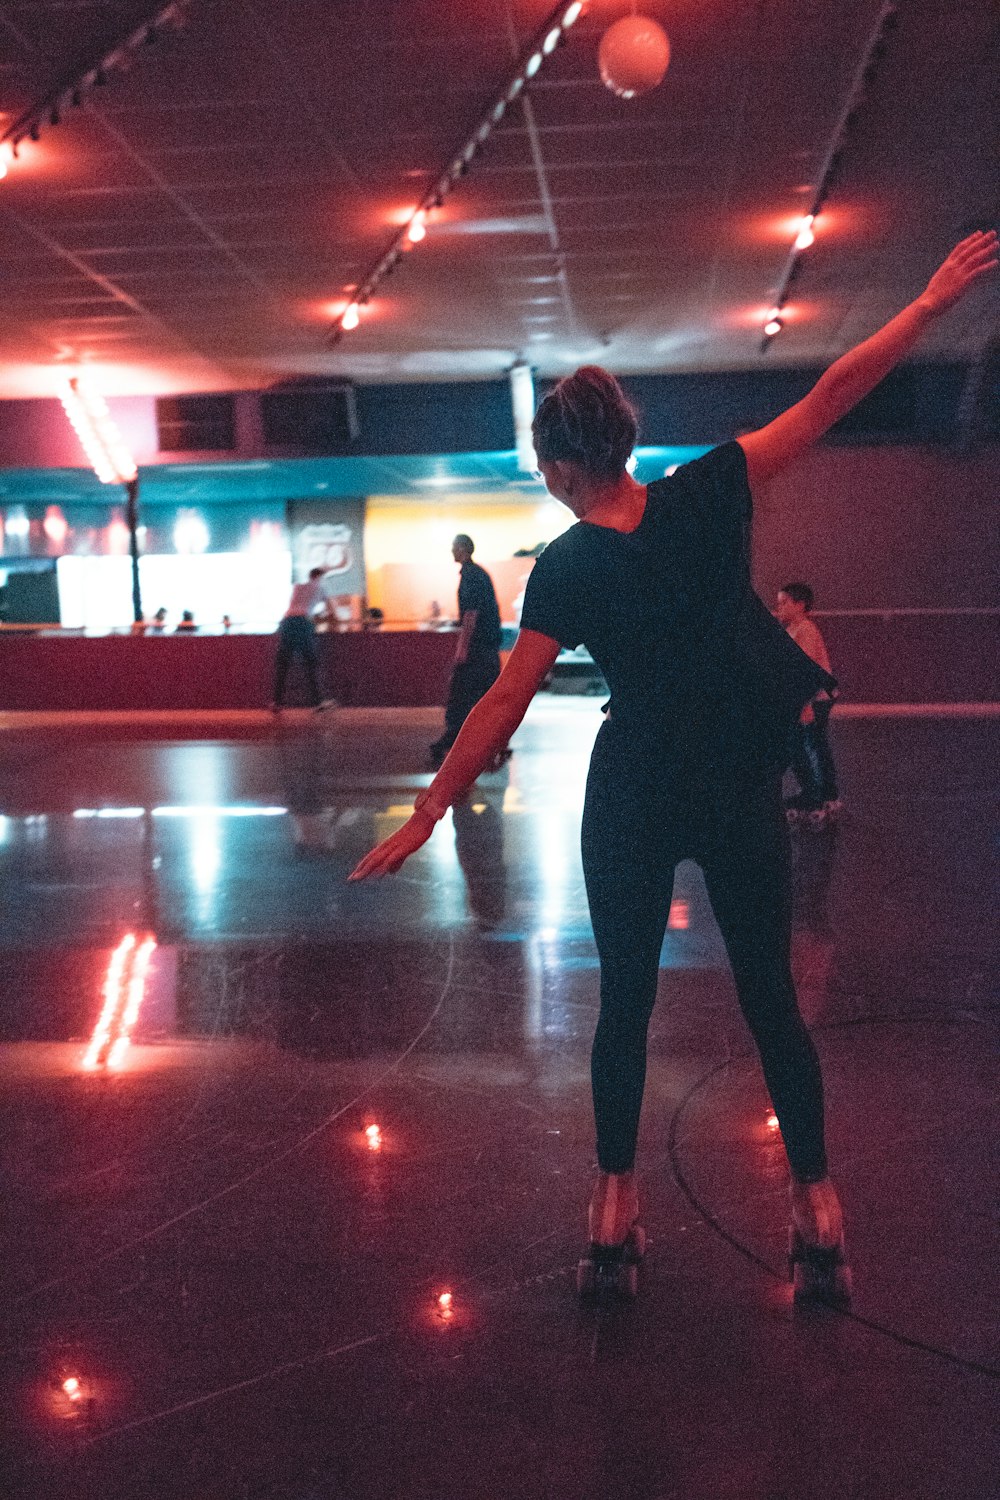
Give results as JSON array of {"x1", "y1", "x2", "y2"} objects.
[
  {"x1": 82, "y1": 934, "x2": 136, "y2": 1069},
  {"x1": 60, "y1": 376, "x2": 137, "y2": 485},
  {"x1": 107, "y1": 937, "x2": 157, "y2": 1069}
]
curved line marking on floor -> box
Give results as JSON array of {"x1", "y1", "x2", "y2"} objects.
[{"x1": 666, "y1": 1015, "x2": 1000, "y2": 1381}]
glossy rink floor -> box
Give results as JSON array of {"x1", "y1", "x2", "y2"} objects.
[{"x1": 1, "y1": 701, "x2": 997, "y2": 1500}]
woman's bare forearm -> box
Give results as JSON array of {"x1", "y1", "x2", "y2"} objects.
[
  {"x1": 422, "y1": 686, "x2": 525, "y2": 813},
  {"x1": 815, "y1": 296, "x2": 936, "y2": 426},
  {"x1": 739, "y1": 233, "x2": 997, "y2": 488}
]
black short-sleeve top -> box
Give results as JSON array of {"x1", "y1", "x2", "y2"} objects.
[
  {"x1": 519, "y1": 442, "x2": 834, "y2": 787},
  {"x1": 458, "y1": 559, "x2": 502, "y2": 653}
]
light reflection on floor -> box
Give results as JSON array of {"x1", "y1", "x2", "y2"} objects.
[{"x1": 0, "y1": 700, "x2": 997, "y2": 1500}]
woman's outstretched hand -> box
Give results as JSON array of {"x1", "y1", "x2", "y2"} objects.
[
  {"x1": 348, "y1": 810, "x2": 436, "y2": 882},
  {"x1": 920, "y1": 230, "x2": 998, "y2": 315}
]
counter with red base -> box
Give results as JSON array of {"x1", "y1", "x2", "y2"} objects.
[
  {"x1": 0, "y1": 612, "x2": 997, "y2": 711},
  {"x1": 0, "y1": 628, "x2": 458, "y2": 712}
]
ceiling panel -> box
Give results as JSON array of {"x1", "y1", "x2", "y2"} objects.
[{"x1": 0, "y1": 0, "x2": 994, "y2": 395}]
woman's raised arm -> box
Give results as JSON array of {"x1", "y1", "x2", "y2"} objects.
[
  {"x1": 737, "y1": 230, "x2": 998, "y2": 491},
  {"x1": 348, "y1": 627, "x2": 561, "y2": 881}
]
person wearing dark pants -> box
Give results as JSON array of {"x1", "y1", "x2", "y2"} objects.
[
  {"x1": 776, "y1": 582, "x2": 840, "y2": 825},
  {"x1": 271, "y1": 566, "x2": 336, "y2": 712},
  {"x1": 429, "y1": 534, "x2": 504, "y2": 768},
  {"x1": 351, "y1": 232, "x2": 997, "y2": 1306}
]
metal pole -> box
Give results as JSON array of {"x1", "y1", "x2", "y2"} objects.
[{"x1": 125, "y1": 475, "x2": 142, "y2": 622}]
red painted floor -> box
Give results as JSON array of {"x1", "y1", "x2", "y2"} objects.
[{"x1": 0, "y1": 698, "x2": 997, "y2": 1500}]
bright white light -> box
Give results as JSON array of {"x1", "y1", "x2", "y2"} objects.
[
  {"x1": 407, "y1": 214, "x2": 426, "y2": 244},
  {"x1": 794, "y1": 215, "x2": 815, "y2": 251},
  {"x1": 510, "y1": 360, "x2": 536, "y2": 473},
  {"x1": 342, "y1": 303, "x2": 360, "y2": 331},
  {"x1": 5, "y1": 505, "x2": 29, "y2": 540},
  {"x1": 152, "y1": 805, "x2": 287, "y2": 818},
  {"x1": 625, "y1": 453, "x2": 637, "y2": 475},
  {"x1": 57, "y1": 551, "x2": 293, "y2": 633},
  {"x1": 764, "y1": 317, "x2": 783, "y2": 337},
  {"x1": 562, "y1": 2, "x2": 583, "y2": 25},
  {"x1": 190, "y1": 812, "x2": 221, "y2": 895},
  {"x1": 525, "y1": 51, "x2": 543, "y2": 77},
  {"x1": 507, "y1": 76, "x2": 525, "y2": 101},
  {"x1": 543, "y1": 26, "x2": 560, "y2": 53},
  {"x1": 173, "y1": 509, "x2": 210, "y2": 554},
  {"x1": 73, "y1": 807, "x2": 145, "y2": 819}
]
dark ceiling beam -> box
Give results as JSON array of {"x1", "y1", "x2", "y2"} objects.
[
  {"x1": 761, "y1": 1, "x2": 901, "y2": 352},
  {"x1": 1, "y1": 1, "x2": 193, "y2": 156}
]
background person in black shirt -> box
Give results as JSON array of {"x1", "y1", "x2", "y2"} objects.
[
  {"x1": 429, "y1": 534, "x2": 507, "y2": 769},
  {"x1": 352, "y1": 231, "x2": 997, "y2": 1306}
]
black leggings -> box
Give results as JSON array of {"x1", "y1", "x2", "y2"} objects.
[{"x1": 581, "y1": 721, "x2": 827, "y2": 1183}]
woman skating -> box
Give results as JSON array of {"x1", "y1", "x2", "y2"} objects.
[{"x1": 350, "y1": 231, "x2": 997, "y2": 1304}]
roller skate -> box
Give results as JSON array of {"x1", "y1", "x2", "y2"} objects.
[
  {"x1": 784, "y1": 794, "x2": 809, "y2": 827},
  {"x1": 577, "y1": 1170, "x2": 645, "y2": 1302},
  {"x1": 785, "y1": 795, "x2": 828, "y2": 831},
  {"x1": 788, "y1": 1177, "x2": 852, "y2": 1309}
]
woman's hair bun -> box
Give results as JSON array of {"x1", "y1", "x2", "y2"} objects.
[{"x1": 531, "y1": 366, "x2": 638, "y2": 480}]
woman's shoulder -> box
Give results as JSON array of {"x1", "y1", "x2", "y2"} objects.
[{"x1": 534, "y1": 523, "x2": 586, "y2": 563}]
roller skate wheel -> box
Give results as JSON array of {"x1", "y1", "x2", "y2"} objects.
[
  {"x1": 577, "y1": 1235, "x2": 644, "y2": 1302},
  {"x1": 788, "y1": 1228, "x2": 852, "y2": 1308}
]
